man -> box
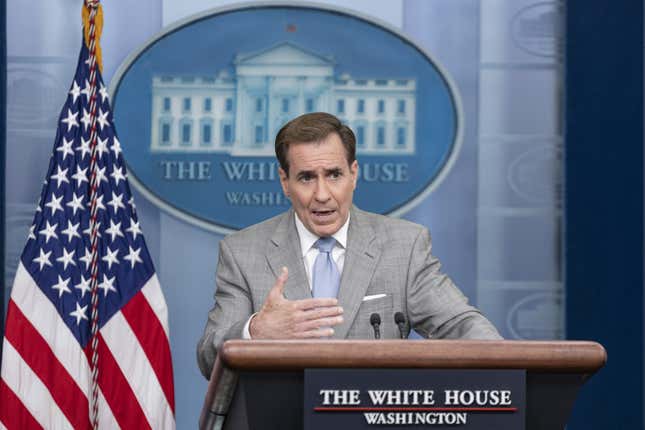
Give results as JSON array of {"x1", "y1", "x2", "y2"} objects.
[{"x1": 197, "y1": 112, "x2": 501, "y2": 379}]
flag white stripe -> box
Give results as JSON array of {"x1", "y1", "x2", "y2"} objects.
[
  {"x1": 101, "y1": 311, "x2": 174, "y2": 429},
  {"x1": 0, "y1": 419, "x2": 7, "y2": 430},
  {"x1": 9, "y1": 262, "x2": 169, "y2": 429},
  {"x1": 11, "y1": 262, "x2": 90, "y2": 395},
  {"x1": 141, "y1": 275, "x2": 171, "y2": 337},
  {"x1": 98, "y1": 388, "x2": 121, "y2": 430},
  {"x1": 1, "y1": 338, "x2": 73, "y2": 429}
]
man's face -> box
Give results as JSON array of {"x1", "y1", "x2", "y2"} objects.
[{"x1": 279, "y1": 132, "x2": 358, "y2": 237}]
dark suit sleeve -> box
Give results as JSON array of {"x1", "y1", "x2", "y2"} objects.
[
  {"x1": 406, "y1": 227, "x2": 502, "y2": 340},
  {"x1": 196, "y1": 238, "x2": 253, "y2": 379}
]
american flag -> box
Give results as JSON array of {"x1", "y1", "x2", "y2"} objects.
[{"x1": 0, "y1": 14, "x2": 175, "y2": 430}]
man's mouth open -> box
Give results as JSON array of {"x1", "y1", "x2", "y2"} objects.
[{"x1": 311, "y1": 209, "x2": 336, "y2": 220}]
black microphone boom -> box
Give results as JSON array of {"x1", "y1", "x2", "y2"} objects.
[
  {"x1": 370, "y1": 313, "x2": 381, "y2": 339},
  {"x1": 394, "y1": 312, "x2": 406, "y2": 339}
]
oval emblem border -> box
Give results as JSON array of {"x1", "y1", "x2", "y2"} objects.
[
  {"x1": 510, "y1": 1, "x2": 562, "y2": 59},
  {"x1": 110, "y1": 1, "x2": 464, "y2": 235}
]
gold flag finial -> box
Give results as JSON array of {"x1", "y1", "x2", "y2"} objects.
[{"x1": 82, "y1": 1, "x2": 104, "y2": 73}]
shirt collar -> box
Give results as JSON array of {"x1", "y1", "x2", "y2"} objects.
[{"x1": 294, "y1": 211, "x2": 350, "y2": 257}]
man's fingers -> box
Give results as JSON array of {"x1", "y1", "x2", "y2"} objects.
[
  {"x1": 298, "y1": 306, "x2": 344, "y2": 321},
  {"x1": 296, "y1": 315, "x2": 344, "y2": 332},
  {"x1": 294, "y1": 297, "x2": 339, "y2": 310}
]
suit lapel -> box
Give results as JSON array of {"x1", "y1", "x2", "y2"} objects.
[
  {"x1": 333, "y1": 207, "x2": 381, "y2": 339},
  {"x1": 265, "y1": 209, "x2": 312, "y2": 301}
]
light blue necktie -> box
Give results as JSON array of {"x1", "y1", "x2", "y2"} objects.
[{"x1": 312, "y1": 237, "x2": 341, "y2": 298}]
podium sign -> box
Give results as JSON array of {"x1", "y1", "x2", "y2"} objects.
[{"x1": 305, "y1": 369, "x2": 525, "y2": 429}]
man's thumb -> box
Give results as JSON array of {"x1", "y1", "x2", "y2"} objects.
[{"x1": 272, "y1": 266, "x2": 288, "y2": 296}]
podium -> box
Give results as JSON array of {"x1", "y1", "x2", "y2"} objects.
[{"x1": 199, "y1": 340, "x2": 606, "y2": 430}]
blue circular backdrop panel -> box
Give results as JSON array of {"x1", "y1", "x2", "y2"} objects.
[{"x1": 112, "y1": 5, "x2": 460, "y2": 231}]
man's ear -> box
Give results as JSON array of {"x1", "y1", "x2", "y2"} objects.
[
  {"x1": 278, "y1": 167, "x2": 290, "y2": 197},
  {"x1": 350, "y1": 160, "x2": 358, "y2": 189}
]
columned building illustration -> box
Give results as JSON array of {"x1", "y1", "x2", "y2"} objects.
[{"x1": 150, "y1": 42, "x2": 416, "y2": 155}]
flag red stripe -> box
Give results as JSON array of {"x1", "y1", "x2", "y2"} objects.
[
  {"x1": 121, "y1": 291, "x2": 175, "y2": 412},
  {"x1": 86, "y1": 333, "x2": 152, "y2": 430},
  {"x1": 0, "y1": 378, "x2": 43, "y2": 430},
  {"x1": 4, "y1": 301, "x2": 90, "y2": 429}
]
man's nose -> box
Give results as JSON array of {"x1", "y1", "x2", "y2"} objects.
[{"x1": 314, "y1": 179, "x2": 331, "y2": 201}]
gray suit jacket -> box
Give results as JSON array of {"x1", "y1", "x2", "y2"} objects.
[{"x1": 197, "y1": 206, "x2": 501, "y2": 379}]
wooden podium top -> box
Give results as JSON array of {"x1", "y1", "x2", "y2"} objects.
[{"x1": 219, "y1": 340, "x2": 606, "y2": 373}]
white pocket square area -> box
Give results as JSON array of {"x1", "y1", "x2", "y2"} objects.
[{"x1": 362, "y1": 294, "x2": 387, "y2": 302}]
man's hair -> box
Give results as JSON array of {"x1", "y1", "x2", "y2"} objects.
[{"x1": 275, "y1": 112, "x2": 356, "y2": 175}]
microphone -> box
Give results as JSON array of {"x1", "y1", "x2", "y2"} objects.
[
  {"x1": 370, "y1": 313, "x2": 381, "y2": 339},
  {"x1": 394, "y1": 312, "x2": 406, "y2": 339}
]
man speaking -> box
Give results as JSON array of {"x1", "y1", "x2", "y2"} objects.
[{"x1": 197, "y1": 112, "x2": 501, "y2": 379}]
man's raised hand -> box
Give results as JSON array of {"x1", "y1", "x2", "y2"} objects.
[{"x1": 249, "y1": 267, "x2": 344, "y2": 339}]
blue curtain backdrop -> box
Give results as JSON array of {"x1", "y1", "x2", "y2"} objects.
[{"x1": 565, "y1": 0, "x2": 644, "y2": 428}]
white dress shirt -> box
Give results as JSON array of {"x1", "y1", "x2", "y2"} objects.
[{"x1": 242, "y1": 213, "x2": 350, "y2": 339}]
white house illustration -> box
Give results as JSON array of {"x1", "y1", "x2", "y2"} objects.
[{"x1": 150, "y1": 42, "x2": 416, "y2": 155}]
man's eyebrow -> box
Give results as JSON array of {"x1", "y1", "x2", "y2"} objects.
[
  {"x1": 325, "y1": 167, "x2": 343, "y2": 175},
  {"x1": 295, "y1": 169, "x2": 315, "y2": 178}
]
